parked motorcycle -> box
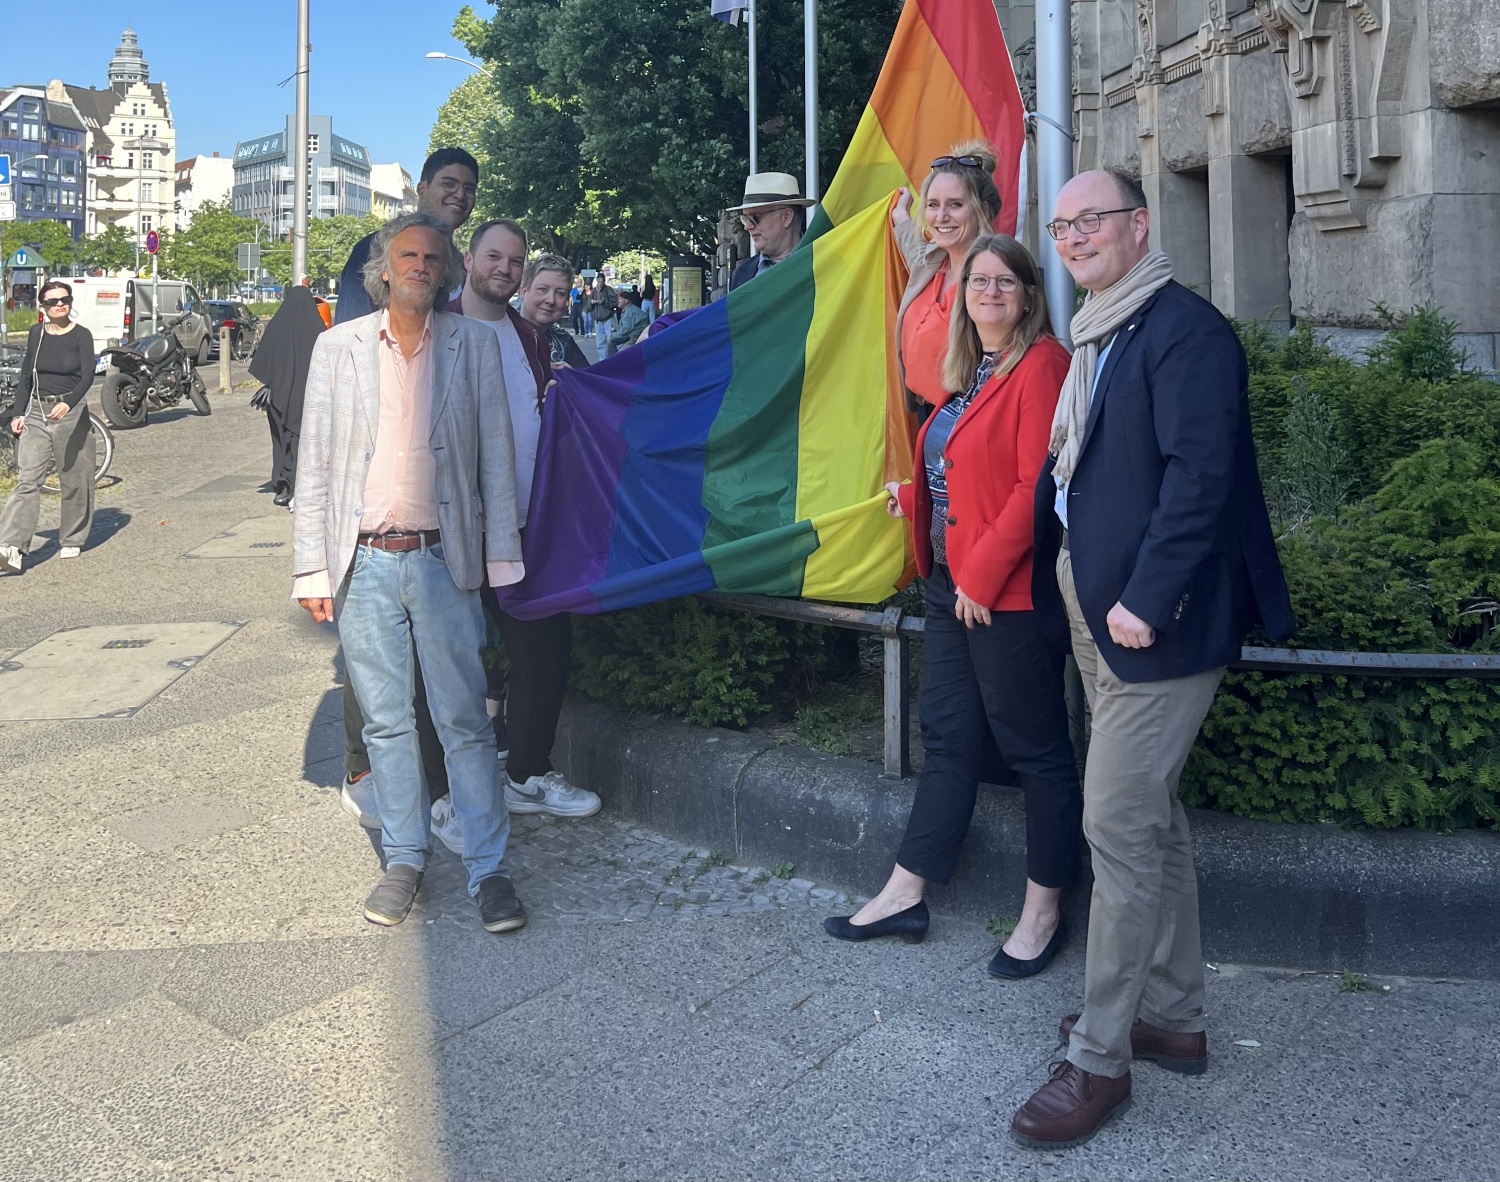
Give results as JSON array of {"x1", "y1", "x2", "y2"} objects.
[{"x1": 99, "y1": 312, "x2": 212, "y2": 429}]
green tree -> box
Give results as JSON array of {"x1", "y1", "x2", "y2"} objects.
[
  {"x1": 447, "y1": 0, "x2": 901, "y2": 259},
  {"x1": 1, "y1": 219, "x2": 74, "y2": 270},
  {"x1": 158, "y1": 201, "x2": 261, "y2": 294},
  {"x1": 259, "y1": 214, "x2": 382, "y2": 293},
  {"x1": 75, "y1": 224, "x2": 136, "y2": 274}
]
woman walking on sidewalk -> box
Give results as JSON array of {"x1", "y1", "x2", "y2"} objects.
[
  {"x1": 249, "y1": 285, "x2": 326, "y2": 508},
  {"x1": 823, "y1": 235, "x2": 1082, "y2": 978},
  {"x1": 0, "y1": 281, "x2": 97, "y2": 574}
]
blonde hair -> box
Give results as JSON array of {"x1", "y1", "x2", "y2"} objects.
[
  {"x1": 915, "y1": 139, "x2": 1002, "y2": 246},
  {"x1": 522, "y1": 253, "x2": 572, "y2": 288},
  {"x1": 942, "y1": 234, "x2": 1051, "y2": 392}
]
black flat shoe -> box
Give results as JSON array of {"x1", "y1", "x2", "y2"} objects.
[
  {"x1": 272, "y1": 489, "x2": 292, "y2": 507},
  {"x1": 823, "y1": 899, "x2": 929, "y2": 944},
  {"x1": 988, "y1": 918, "x2": 1067, "y2": 979}
]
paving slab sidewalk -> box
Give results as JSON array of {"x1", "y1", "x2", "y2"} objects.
[{"x1": 0, "y1": 363, "x2": 1495, "y2": 1182}]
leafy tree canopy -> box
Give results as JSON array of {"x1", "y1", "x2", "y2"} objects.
[
  {"x1": 429, "y1": 0, "x2": 901, "y2": 261},
  {"x1": 1, "y1": 219, "x2": 74, "y2": 270}
]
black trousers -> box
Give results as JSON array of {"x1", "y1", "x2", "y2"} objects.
[
  {"x1": 482, "y1": 587, "x2": 573, "y2": 784},
  {"x1": 266, "y1": 401, "x2": 300, "y2": 494},
  {"x1": 896, "y1": 565, "x2": 1082, "y2": 889},
  {"x1": 343, "y1": 652, "x2": 449, "y2": 799}
]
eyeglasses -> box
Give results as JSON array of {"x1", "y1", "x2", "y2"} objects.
[
  {"x1": 41, "y1": 296, "x2": 73, "y2": 308},
  {"x1": 1046, "y1": 208, "x2": 1140, "y2": 239},
  {"x1": 964, "y1": 274, "x2": 1021, "y2": 293},
  {"x1": 740, "y1": 208, "x2": 788, "y2": 228},
  {"x1": 434, "y1": 177, "x2": 478, "y2": 197},
  {"x1": 931, "y1": 155, "x2": 984, "y2": 170}
]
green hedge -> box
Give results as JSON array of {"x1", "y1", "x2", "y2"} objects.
[{"x1": 570, "y1": 308, "x2": 1500, "y2": 830}]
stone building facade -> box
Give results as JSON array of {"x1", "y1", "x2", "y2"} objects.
[{"x1": 993, "y1": 0, "x2": 1500, "y2": 366}]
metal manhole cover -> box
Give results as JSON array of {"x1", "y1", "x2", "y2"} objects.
[
  {"x1": 183, "y1": 515, "x2": 291, "y2": 558},
  {"x1": 0, "y1": 622, "x2": 245, "y2": 721}
]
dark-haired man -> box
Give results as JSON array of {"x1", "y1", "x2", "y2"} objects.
[
  {"x1": 334, "y1": 147, "x2": 479, "y2": 326},
  {"x1": 456, "y1": 219, "x2": 602, "y2": 822}
]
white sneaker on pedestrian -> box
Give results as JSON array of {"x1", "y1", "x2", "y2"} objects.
[
  {"x1": 505, "y1": 770, "x2": 601, "y2": 818},
  {"x1": 59, "y1": 546, "x2": 81, "y2": 559},
  {"x1": 340, "y1": 774, "x2": 381, "y2": 829},
  {"x1": 0, "y1": 545, "x2": 22, "y2": 574},
  {"x1": 429, "y1": 795, "x2": 465, "y2": 856}
]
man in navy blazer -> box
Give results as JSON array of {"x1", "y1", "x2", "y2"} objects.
[{"x1": 1012, "y1": 170, "x2": 1294, "y2": 1149}]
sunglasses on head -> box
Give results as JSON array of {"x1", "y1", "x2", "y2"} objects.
[
  {"x1": 931, "y1": 155, "x2": 984, "y2": 170},
  {"x1": 41, "y1": 296, "x2": 73, "y2": 308}
]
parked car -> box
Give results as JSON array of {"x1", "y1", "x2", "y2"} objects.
[{"x1": 204, "y1": 300, "x2": 261, "y2": 360}]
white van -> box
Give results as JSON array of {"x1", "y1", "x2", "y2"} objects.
[{"x1": 64, "y1": 276, "x2": 213, "y2": 371}]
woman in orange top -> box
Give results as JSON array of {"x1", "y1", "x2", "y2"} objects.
[
  {"x1": 893, "y1": 141, "x2": 1005, "y2": 415},
  {"x1": 825, "y1": 235, "x2": 1082, "y2": 980}
]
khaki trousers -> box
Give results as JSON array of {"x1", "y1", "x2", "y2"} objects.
[
  {"x1": 1058, "y1": 548, "x2": 1223, "y2": 1078},
  {"x1": 0, "y1": 400, "x2": 94, "y2": 552}
]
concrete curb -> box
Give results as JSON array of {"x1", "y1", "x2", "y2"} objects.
[{"x1": 555, "y1": 701, "x2": 1500, "y2": 980}]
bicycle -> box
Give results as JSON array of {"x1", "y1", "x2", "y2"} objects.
[{"x1": 0, "y1": 344, "x2": 117, "y2": 492}]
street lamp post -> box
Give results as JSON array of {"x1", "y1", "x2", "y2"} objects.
[{"x1": 424, "y1": 52, "x2": 494, "y2": 76}]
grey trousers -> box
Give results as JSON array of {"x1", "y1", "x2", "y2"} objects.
[
  {"x1": 1058, "y1": 548, "x2": 1224, "y2": 1079},
  {"x1": 0, "y1": 400, "x2": 94, "y2": 552}
]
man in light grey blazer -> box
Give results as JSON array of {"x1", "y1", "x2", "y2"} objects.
[{"x1": 293, "y1": 211, "x2": 528, "y2": 934}]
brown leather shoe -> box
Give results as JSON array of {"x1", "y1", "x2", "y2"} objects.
[
  {"x1": 1058, "y1": 1012, "x2": 1208, "y2": 1076},
  {"x1": 1012, "y1": 1060, "x2": 1132, "y2": 1149}
]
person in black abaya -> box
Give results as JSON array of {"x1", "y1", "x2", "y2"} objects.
[{"x1": 249, "y1": 285, "x2": 325, "y2": 507}]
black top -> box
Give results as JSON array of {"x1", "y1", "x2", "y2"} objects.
[
  {"x1": 248, "y1": 287, "x2": 326, "y2": 424},
  {"x1": 12, "y1": 322, "x2": 95, "y2": 416},
  {"x1": 545, "y1": 324, "x2": 590, "y2": 370}
]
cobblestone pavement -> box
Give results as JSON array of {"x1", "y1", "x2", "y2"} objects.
[{"x1": 1, "y1": 357, "x2": 1496, "y2": 1182}]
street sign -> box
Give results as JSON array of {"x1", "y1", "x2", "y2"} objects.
[
  {"x1": 0, "y1": 183, "x2": 12, "y2": 202},
  {"x1": 0, "y1": 201, "x2": 15, "y2": 223},
  {"x1": 236, "y1": 242, "x2": 261, "y2": 270},
  {"x1": 146, "y1": 230, "x2": 160, "y2": 255},
  {"x1": 0, "y1": 155, "x2": 10, "y2": 185}
]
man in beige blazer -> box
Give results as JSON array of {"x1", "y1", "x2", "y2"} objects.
[{"x1": 292, "y1": 211, "x2": 529, "y2": 934}]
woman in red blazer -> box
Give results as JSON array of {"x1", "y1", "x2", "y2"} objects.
[{"x1": 825, "y1": 235, "x2": 1082, "y2": 979}]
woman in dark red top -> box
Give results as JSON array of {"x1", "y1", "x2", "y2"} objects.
[{"x1": 825, "y1": 235, "x2": 1082, "y2": 979}]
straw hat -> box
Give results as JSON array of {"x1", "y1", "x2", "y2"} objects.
[{"x1": 728, "y1": 172, "x2": 817, "y2": 212}]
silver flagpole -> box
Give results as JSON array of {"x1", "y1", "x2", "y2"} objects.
[
  {"x1": 748, "y1": 0, "x2": 758, "y2": 173},
  {"x1": 292, "y1": 0, "x2": 311, "y2": 285},
  {"x1": 804, "y1": 0, "x2": 819, "y2": 206},
  {"x1": 1035, "y1": 0, "x2": 1074, "y2": 346}
]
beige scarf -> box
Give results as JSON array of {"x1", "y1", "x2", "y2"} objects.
[{"x1": 1049, "y1": 250, "x2": 1174, "y2": 483}]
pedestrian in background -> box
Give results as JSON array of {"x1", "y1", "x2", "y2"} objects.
[
  {"x1": 825, "y1": 235, "x2": 1080, "y2": 979},
  {"x1": 0, "y1": 281, "x2": 97, "y2": 574},
  {"x1": 520, "y1": 255, "x2": 590, "y2": 369},
  {"x1": 605, "y1": 288, "x2": 649, "y2": 357},
  {"x1": 248, "y1": 284, "x2": 325, "y2": 508},
  {"x1": 293, "y1": 211, "x2": 528, "y2": 934},
  {"x1": 569, "y1": 281, "x2": 586, "y2": 335},
  {"x1": 894, "y1": 142, "x2": 1003, "y2": 418},
  {"x1": 1011, "y1": 170, "x2": 1294, "y2": 1149},
  {"x1": 591, "y1": 278, "x2": 615, "y2": 355},
  {"x1": 641, "y1": 274, "x2": 658, "y2": 321}
]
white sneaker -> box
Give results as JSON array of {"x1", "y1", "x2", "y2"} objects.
[
  {"x1": 0, "y1": 545, "x2": 22, "y2": 574},
  {"x1": 59, "y1": 546, "x2": 81, "y2": 559},
  {"x1": 340, "y1": 774, "x2": 381, "y2": 829},
  {"x1": 430, "y1": 796, "x2": 465, "y2": 856},
  {"x1": 504, "y1": 770, "x2": 601, "y2": 818}
]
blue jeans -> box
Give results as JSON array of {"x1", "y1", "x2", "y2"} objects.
[{"x1": 335, "y1": 539, "x2": 510, "y2": 894}]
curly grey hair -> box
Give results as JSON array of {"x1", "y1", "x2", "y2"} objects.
[{"x1": 361, "y1": 211, "x2": 460, "y2": 309}]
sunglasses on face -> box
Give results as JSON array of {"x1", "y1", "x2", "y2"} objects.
[
  {"x1": 41, "y1": 297, "x2": 73, "y2": 308},
  {"x1": 931, "y1": 155, "x2": 984, "y2": 170},
  {"x1": 740, "y1": 208, "x2": 788, "y2": 228}
]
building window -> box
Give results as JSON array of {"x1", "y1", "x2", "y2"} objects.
[
  {"x1": 125, "y1": 152, "x2": 134, "y2": 170},
  {"x1": 142, "y1": 182, "x2": 154, "y2": 202},
  {"x1": 22, "y1": 121, "x2": 40, "y2": 141},
  {"x1": 307, "y1": 134, "x2": 319, "y2": 155},
  {"x1": 140, "y1": 214, "x2": 153, "y2": 233},
  {"x1": 143, "y1": 152, "x2": 154, "y2": 170},
  {"x1": 131, "y1": 102, "x2": 145, "y2": 116}
]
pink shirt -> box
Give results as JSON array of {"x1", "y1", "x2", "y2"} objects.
[
  {"x1": 363, "y1": 312, "x2": 438, "y2": 533},
  {"x1": 291, "y1": 309, "x2": 525, "y2": 599}
]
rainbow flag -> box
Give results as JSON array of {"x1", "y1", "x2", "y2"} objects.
[{"x1": 498, "y1": 0, "x2": 1025, "y2": 621}]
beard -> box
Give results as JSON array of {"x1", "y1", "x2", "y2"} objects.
[{"x1": 470, "y1": 270, "x2": 518, "y2": 306}]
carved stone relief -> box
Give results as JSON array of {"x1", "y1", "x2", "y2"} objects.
[
  {"x1": 1134, "y1": 0, "x2": 1164, "y2": 83},
  {"x1": 1014, "y1": 37, "x2": 1037, "y2": 110}
]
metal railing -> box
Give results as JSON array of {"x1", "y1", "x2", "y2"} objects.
[{"x1": 706, "y1": 593, "x2": 1500, "y2": 779}]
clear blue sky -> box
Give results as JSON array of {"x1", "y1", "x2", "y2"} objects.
[{"x1": 0, "y1": 1, "x2": 481, "y2": 177}]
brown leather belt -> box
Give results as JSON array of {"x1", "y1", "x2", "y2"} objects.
[{"x1": 357, "y1": 529, "x2": 440, "y2": 553}]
